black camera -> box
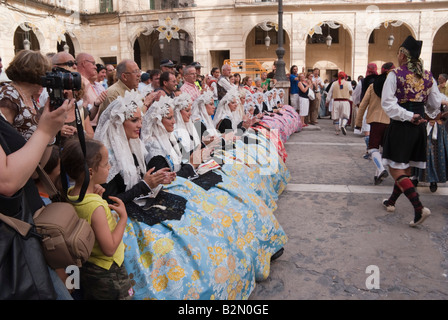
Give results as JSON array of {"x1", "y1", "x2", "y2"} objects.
[{"x1": 41, "y1": 67, "x2": 82, "y2": 110}]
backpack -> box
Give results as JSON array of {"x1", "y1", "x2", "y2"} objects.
[
  {"x1": 34, "y1": 165, "x2": 95, "y2": 269},
  {"x1": 33, "y1": 202, "x2": 95, "y2": 269}
]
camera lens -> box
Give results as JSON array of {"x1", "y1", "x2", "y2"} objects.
[{"x1": 63, "y1": 72, "x2": 81, "y2": 91}]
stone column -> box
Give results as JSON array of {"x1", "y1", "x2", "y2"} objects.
[{"x1": 274, "y1": 0, "x2": 291, "y2": 99}]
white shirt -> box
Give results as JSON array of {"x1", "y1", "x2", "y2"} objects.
[
  {"x1": 218, "y1": 76, "x2": 233, "y2": 91},
  {"x1": 352, "y1": 81, "x2": 362, "y2": 105},
  {"x1": 312, "y1": 75, "x2": 324, "y2": 92},
  {"x1": 381, "y1": 72, "x2": 441, "y2": 122},
  {"x1": 138, "y1": 82, "x2": 152, "y2": 94}
]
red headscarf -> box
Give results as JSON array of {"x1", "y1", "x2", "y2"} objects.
[
  {"x1": 338, "y1": 71, "x2": 347, "y2": 86},
  {"x1": 366, "y1": 63, "x2": 378, "y2": 77}
]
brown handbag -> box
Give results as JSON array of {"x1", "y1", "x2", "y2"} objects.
[
  {"x1": 28, "y1": 166, "x2": 95, "y2": 269},
  {"x1": 0, "y1": 200, "x2": 94, "y2": 270}
]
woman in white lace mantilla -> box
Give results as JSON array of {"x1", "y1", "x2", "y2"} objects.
[{"x1": 94, "y1": 90, "x2": 179, "y2": 224}]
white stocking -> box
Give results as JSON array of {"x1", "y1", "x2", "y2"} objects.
[{"x1": 369, "y1": 148, "x2": 385, "y2": 176}]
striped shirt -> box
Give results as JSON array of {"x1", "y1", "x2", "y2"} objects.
[{"x1": 180, "y1": 81, "x2": 201, "y2": 101}]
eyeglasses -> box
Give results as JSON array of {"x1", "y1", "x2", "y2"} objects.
[
  {"x1": 124, "y1": 70, "x2": 141, "y2": 75},
  {"x1": 55, "y1": 60, "x2": 77, "y2": 67},
  {"x1": 84, "y1": 60, "x2": 96, "y2": 66}
]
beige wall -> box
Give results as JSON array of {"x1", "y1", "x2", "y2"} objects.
[
  {"x1": 433, "y1": 23, "x2": 448, "y2": 52},
  {"x1": 1, "y1": 0, "x2": 448, "y2": 82},
  {"x1": 367, "y1": 24, "x2": 412, "y2": 75},
  {"x1": 305, "y1": 27, "x2": 353, "y2": 82},
  {"x1": 245, "y1": 28, "x2": 291, "y2": 77}
]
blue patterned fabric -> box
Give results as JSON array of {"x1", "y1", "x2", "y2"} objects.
[{"x1": 121, "y1": 129, "x2": 289, "y2": 300}]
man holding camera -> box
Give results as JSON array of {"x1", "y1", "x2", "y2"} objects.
[{"x1": 381, "y1": 36, "x2": 442, "y2": 227}]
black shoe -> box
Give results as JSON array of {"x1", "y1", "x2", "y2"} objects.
[
  {"x1": 382, "y1": 199, "x2": 396, "y2": 212},
  {"x1": 341, "y1": 126, "x2": 347, "y2": 135},
  {"x1": 410, "y1": 207, "x2": 431, "y2": 227},
  {"x1": 374, "y1": 170, "x2": 389, "y2": 185},
  {"x1": 430, "y1": 182, "x2": 438, "y2": 192},
  {"x1": 271, "y1": 248, "x2": 284, "y2": 261},
  {"x1": 412, "y1": 179, "x2": 419, "y2": 187}
]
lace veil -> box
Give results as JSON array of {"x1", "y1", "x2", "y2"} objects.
[
  {"x1": 94, "y1": 89, "x2": 147, "y2": 190},
  {"x1": 191, "y1": 90, "x2": 220, "y2": 137},
  {"x1": 253, "y1": 92, "x2": 264, "y2": 113},
  {"x1": 264, "y1": 90, "x2": 274, "y2": 111},
  {"x1": 173, "y1": 93, "x2": 200, "y2": 152},
  {"x1": 141, "y1": 95, "x2": 183, "y2": 171},
  {"x1": 213, "y1": 87, "x2": 240, "y2": 130}
]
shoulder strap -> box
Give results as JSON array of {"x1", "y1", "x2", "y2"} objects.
[
  {"x1": 59, "y1": 97, "x2": 90, "y2": 203},
  {"x1": 36, "y1": 165, "x2": 59, "y2": 201},
  {"x1": 0, "y1": 212, "x2": 32, "y2": 237}
]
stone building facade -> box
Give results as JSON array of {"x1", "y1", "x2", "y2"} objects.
[{"x1": 1, "y1": 0, "x2": 447, "y2": 81}]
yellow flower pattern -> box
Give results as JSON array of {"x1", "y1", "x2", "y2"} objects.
[
  {"x1": 394, "y1": 65, "x2": 433, "y2": 104},
  {"x1": 153, "y1": 238, "x2": 174, "y2": 256},
  {"x1": 121, "y1": 128, "x2": 289, "y2": 300}
]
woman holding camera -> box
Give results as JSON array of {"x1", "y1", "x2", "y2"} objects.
[{"x1": 0, "y1": 50, "x2": 51, "y2": 141}]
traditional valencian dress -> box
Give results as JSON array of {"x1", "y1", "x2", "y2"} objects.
[{"x1": 100, "y1": 92, "x2": 288, "y2": 300}]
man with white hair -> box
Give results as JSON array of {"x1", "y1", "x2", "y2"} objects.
[
  {"x1": 438, "y1": 73, "x2": 448, "y2": 97},
  {"x1": 217, "y1": 64, "x2": 233, "y2": 101},
  {"x1": 76, "y1": 52, "x2": 108, "y2": 124},
  {"x1": 98, "y1": 59, "x2": 141, "y2": 120}
]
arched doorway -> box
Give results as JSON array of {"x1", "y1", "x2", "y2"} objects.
[
  {"x1": 245, "y1": 22, "x2": 291, "y2": 78},
  {"x1": 368, "y1": 21, "x2": 413, "y2": 72},
  {"x1": 56, "y1": 33, "x2": 76, "y2": 57},
  {"x1": 313, "y1": 60, "x2": 339, "y2": 83},
  {"x1": 13, "y1": 23, "x2": 40, "y2": 53},
  {"x1": 305, "y1": 21, "x2": 352, "y2": 82},
  {"x1": 431, "y1": 22, "x2": 448, "y2": 78},
  {"x1": 133, "y1": 29, "x2": 193, "y2": 72}
]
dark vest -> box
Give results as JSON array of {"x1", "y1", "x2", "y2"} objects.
[{"x1": 360, "y1": 74, "x2": 378, "y2": 102}]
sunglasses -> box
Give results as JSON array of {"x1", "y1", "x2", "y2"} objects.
[{"x1": 55, "y1": 60, "x2": 77, "y2": 67}]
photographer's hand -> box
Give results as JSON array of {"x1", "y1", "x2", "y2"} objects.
[
  {"x1": 40, "y1": 99, "x2": 75, "y2": 139},
  {"x1": 0, "y1": 98, "x2": 74, "y2": 196}
]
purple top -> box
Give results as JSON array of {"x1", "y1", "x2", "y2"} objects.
[{"x1": 392, "y1": 64, "x2": 433, "y2": 104}]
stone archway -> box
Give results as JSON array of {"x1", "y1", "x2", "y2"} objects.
[
  {"x1": 244, "y1": 22, "x2": 291, "y2": 78},
  {"x1": 133, "y1": 28, "x2": 193, "y2": 71},
  {"x1": 56, "y1": 33, "x2": 76, "y2": 57},
  {"x1": 13, "y1": 23, "x2": 40, "y2": 53},
  {"x1": 431, "y1": 22, "x2": 448, "y2": 77},
  {"x1": 367, "y1": 21, "x2": 413, "y2": 72},
  {"x1": 305, "y1": 21, "x2": 353, "y2": 81}
]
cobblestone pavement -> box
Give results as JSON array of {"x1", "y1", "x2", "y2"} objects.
[{"x1": 250, "y1": 118, "x2": 448, "y2": 300}]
